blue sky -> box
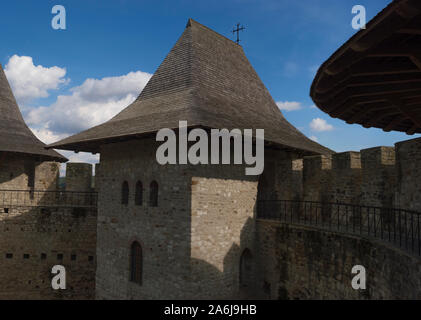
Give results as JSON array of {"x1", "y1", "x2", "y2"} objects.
[{"x1": 0, "y1": 0, "x2": 416, "y2": 164}]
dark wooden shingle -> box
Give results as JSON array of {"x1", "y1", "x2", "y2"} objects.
[
  {"x1": 49, "y1": 19, "x2": 332, "y2": 156},
  {"x1": 0, "y1": 65, "x2": 67, "y2": 162}
]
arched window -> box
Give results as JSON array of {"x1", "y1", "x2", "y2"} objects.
[
  {"x1": 135, "y1": 181, "x2": 143, "y2": 206},
  {"x1": 239, "y1": 249, "x2": 253, "y2": 288},
  {"x1": 149, "y1": 181, "x2": 158, "y2": 207},
  {"x1": 130, "y1": 241, "x2": 142, "y2": 285},
  {"x1": 121, "y1": 181, "x2": 129, "y2": 205}
]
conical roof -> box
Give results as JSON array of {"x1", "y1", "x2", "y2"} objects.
[
  {"x1": 0, "y1": 64, "x2": 67, "y2": 162},
  {"x1": 48, "y1": 19, "x2": 332, "y2": 155}
]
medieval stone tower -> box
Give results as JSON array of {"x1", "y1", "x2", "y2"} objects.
[
  {"x1": 50, "y1": 19, "x2": 331, "y2": 299},
  {"x1": 0, "y1": 64, "x2": 66, "y2": 191}
]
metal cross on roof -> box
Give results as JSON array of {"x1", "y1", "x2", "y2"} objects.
[{"x1": 232, "y1": 23, "x2": 245, "y2": 45}]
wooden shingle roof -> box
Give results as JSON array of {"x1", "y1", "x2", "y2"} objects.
[
  {"x1": 311, "y1": 0, "x2": 421, "y2": 135},
  {"x1": 0, "y1": 64, "x2": 67, "y2": 162},
  {"x1": 48, "y1": 19, "x2": 332, "y2": 155}
]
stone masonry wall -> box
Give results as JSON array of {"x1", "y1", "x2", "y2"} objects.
[
  {"x1": 94, "y1": 163, "x2": 101, "y2": 192},
  {"x1": 95, "y1": 139, "x2": 294, "y2": 299},
  {"x1": 300, "y1": 139, "x2": 418, "y2": 211},
  {"x1": 190, "y1": 171, "x2": 258, "y2": 299},
  {"x1": 273, "y1": 151, "x2": 303, "y2": 201},
  {"x1": 253, "y1": 138, "x2": 421, "y2": 300},
  {"x1": 0, "y1": 206, "x2": 97, "y2": 299},
  {"x1": 395, "y1": 137, "x2": 421, "y2": 212},
  {"x1": 65, "y1": 163, "x2": 93, "y2": 192},
  {"x1": 303, "y1": 155, "x2": 332, "y2": 203},
  {"x1": 0, "y1": 157, "x2": 98, "y2": 300},
  {"x1": 331, "y1": 152, "x2": 362, "y2": 204},
  {"x1": 255, "y1": 219, "x2": 421, "y2": 300},
  {"x1": 360, "y1": 147, "x2": 396, "y2": 208},
  {"x1": 96, "y1": 138, "x2": 193, "y2": 299},
  {"x1": 34, "y1": 162, "x2": 60, "y2": 191},
  {"x1": 0, "y1": 153, "x2": 59, "y2": 191}
]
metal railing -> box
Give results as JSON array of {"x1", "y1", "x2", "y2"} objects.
[
  {"x1": 0, "y1": 189, "x2": 98, "y2": 208},
  {"x1": 257, "y1": 200, "x2": 421, "y2": 256}
]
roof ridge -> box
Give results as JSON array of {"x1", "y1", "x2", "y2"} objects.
[{"x1": 187, "y1": 18, "x2": 241, "y2": 47}]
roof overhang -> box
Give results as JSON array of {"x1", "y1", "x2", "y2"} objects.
[
  {"x1": 311, "y1": 0, "x2": 421, "y2": 135},
  {"x1": 47, "y1": 125, "x2": 333, "y2": 156},
  {"x1": 0, "y1": 149, "x2": 68, "y2": 163}
]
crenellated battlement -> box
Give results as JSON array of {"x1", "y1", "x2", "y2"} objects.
[
  {"x1": 360, "y1": 146, "x2": 395, "y2": 168},
  {"x1": 395, "y1": 137, "x2": 421, "y2": 211},
  {"x1": 302, "y1": 155, "x2": 332, "y2": 203},
  {"x1": 0, "y1": 157, "x2": 96, "y2": 194},
  {"x1": 65, "y1": 162, "x2": 93, "y2": 192},
  {"x1": 360, "y1": 147, "x2": 396, "y2": 208},
  {"x1": 256, "y1": 138, "x2": 421, "y2": 300},
  {"x1": 0, "y1": 160, "x2": 96, "y2": 208},
  {"x1": 285, "y1": 137, "x2": 421, "y2": 212},
  {"x1": 332, "y1": 151, "x2": 361, "y2": 170},
  {"x1": 261, "y1": 138, "x2": 421, "y2": 212}
]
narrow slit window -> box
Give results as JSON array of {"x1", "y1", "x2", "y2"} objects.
[
  {"x1": 121, "y1": 181, "x2": 129, "y2": 205},
  {"x1": 149, "y1": 181, "x2": 158, "y2": 207},
  {"x1": 130, "y1": 241, "x2": 143, "y2": 285}
]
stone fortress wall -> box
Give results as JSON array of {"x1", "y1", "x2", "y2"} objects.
[
  {"x1": 259, "y1": 137, "x2": 421, "y2": 211},
  {"x1": 0, "y1": 159, "x2": 97, "y2": 299},
  {"x1": 1, "y1": 137, "x2": 421, "y2": 300},
  {"x1": 255, "y1": 137, "x2": 421, "y2": 300},
  {"x1": 255, "y1": 220, "x2": 421, "y2": 300},
  {"x1": 0, "y1": 153, "x2": 60, "y2": 191},
  {"x1": 301, "y1": 137, "x2": 421, "y2": 212},
  {"x1": 93, "y1": 136, "x2": 421, "y2": 300}
]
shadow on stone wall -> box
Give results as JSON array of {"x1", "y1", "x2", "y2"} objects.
[
  {"x1": 184, "y1": 163, "x2": 260, "y2": 299},
  {"x1": 255, "y1": 220, "x2": 421, "y2": 300},
  {"x1": 187, "y1": 216, "x2": 263, "y2": 300}
]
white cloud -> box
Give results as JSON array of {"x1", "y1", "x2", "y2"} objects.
[
  {"x1": 30, "y1": 128, "x2": 67, "y2": 145},
  {"x1": 309, "y1": 104, "x2": 317, "y2": 109},
  {"x1": 276, "y1": 101, "x2": 302, "y2": 112},
  {"x1": 29, "y1": 127, "x2": 100, "y2": 176},
  {"x1": 309, "y1": 135, "x2": 319, "y2": 142},
  {"x1": 70, "y1": 72, "x2": 149, "y2": 102},
  {"x1": 4, "y1": 55, "x2": 68, "y2": 103},
  {"x1": 61, "y1": 151, "x2": 100, "y2": 164},
  {"x1": 2, "y1": 54, "x2": 153, "y2": 172},
  {"x1": 26, "y1": 70, "x2": 152, "y2": 135},
  {"x1": 310, "y1": 118, "x2": 334, "y2": 132}
]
